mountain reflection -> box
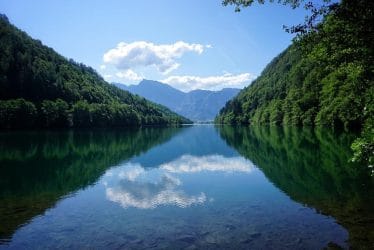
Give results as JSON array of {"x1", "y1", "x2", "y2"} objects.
[
  {"x1": 0, "y1": 128, "x2": 183, "y2": 241},
  {"x1": 217, "y1": 125, "x2": 374, "y2": 249}
]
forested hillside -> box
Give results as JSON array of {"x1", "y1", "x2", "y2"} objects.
[
  {"x1": 0, "y1": 15, "x2": 190, "y2": 129},
  {"x1": 216, "y1": 0, "x2": 373, "y2": 165}
]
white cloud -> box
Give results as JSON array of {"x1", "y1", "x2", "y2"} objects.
[
  {"x1": 160, "y1": 155, "x2": 254, "y2": 174},
  {"x1": 103, "y1": 41, "x2": 207, "y2": 74},
  {"x1": 162, "y1": 72, "x2": 256, "y2": 92},
  {"x1": 100, "y1": 64, "x2": 106, "y2": 70},
  {"x1": 115, "y1": 69, "x2": 143, "y2": 81}
]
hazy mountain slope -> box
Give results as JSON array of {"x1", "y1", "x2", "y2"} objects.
[
  {"x1": 0, "y1": 15, "x2": 190, "y2": 128},
  {"x1": 116, "y1": 80, "x2": 184, "y2": 112},
  {"x1": 115, "y1": 80, "x2": 240, "y2": 121}
]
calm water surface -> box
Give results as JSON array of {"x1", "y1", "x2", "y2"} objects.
[{"x1": 0, "y1": 126, "x2": 372, "y2": 249}]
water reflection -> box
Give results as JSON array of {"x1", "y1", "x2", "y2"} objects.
[
  {"x1": 0, "y1": 125, "x2": 372, "y2": 249},
  {"x1": 217, "y1": 125, "x2": 374, "y2": 249},
  {"x1": 0, "y1": 128, "x2": 183, "y2": 241},
  {"x1": 104, "y1": 154, "x2": 254, "y2": 209},
  {"x1": 104, "y1": 164, "x2": 206, "y2": 209},
  {"x1": 160, "y1": 155, "x2": 254, "y2": 173}
]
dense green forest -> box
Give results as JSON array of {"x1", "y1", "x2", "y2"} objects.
[
  {"x1": 217, "y1": 125, "x2": 373, "y2": 248},
  {"x1": 0, "y1": 15, "x2": 190, "y2": 129},
  {"x1": 216, "y1": 0, "x2": 373, "y2": 165}
]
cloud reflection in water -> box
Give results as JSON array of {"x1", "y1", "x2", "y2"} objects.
[
  {"x1": 105, "y1": 154, "x2": 253, "y2": 209},
  {"x1": 161, "y1": 155, "x2": 254, "y2": 173}
]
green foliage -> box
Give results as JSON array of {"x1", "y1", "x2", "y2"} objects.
[
  {"x1": 351, "y1": 109, "x2": 374, "y2": 170},
  {"x1": 40, "y1": 99, "x2": 70, "y2": 128},
  {"x1": 222, "y1": 0, "x2": 305, "y2": 12},
  {"x1": 217, "y1": 0, "x2": 374, "y2": 165},
  {"x1": 72, "y1": 101, "x2": 92, "y2": 128},
  {"x1": 0, "y1": 15, "x2": 191, "y2": 129},
  {"x1": 0, "y1": 99, "x2": 37, "y2": 128}
]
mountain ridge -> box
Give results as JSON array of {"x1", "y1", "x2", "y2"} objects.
[{"x1": 114, "y1": 80, "x2": 241, "y2": 121}]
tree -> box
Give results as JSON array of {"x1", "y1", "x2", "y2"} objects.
[
  {"x1": 72, "y1": 101, "x2": 92, "y2": 128},
  {"x1": 0, "y1": 99, "x2": 37, "y2": 128},
  {"x1": 40, "y1": 99, "x2": 70, "y2": 128}
]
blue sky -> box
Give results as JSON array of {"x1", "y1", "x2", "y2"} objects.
[{"x1": 0, "y1": 0, "x2": 310, "y2": 91}]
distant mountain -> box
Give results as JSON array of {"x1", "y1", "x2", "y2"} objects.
[
  {"x1": 114, "y1": 80, "x2": 241, "y2": 121},
  {"x1": 0, "y1": 15, "x2": 190, "y2": 129}
]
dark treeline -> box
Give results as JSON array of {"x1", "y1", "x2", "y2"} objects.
[
  {"x1": 216, "y1": 0, "x2": 373, "y2": 166},
  {"x1": 0, "y1": 15, "x2": 191, "y2": 129},
  {"x1": 217, "y1": 125, "x2": 374, "y2": 249}
]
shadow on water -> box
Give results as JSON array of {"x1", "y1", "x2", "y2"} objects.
[
  {"x1": 0, "y1": 127, "x2": 185, "y2": 242},
  {"x1": 216, "y1": 125, "x2": 374, "y2": 249}
]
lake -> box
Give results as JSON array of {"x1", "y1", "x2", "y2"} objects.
[{"x1": 0, "y1": 125, "x2": 372, "y2": 249}]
